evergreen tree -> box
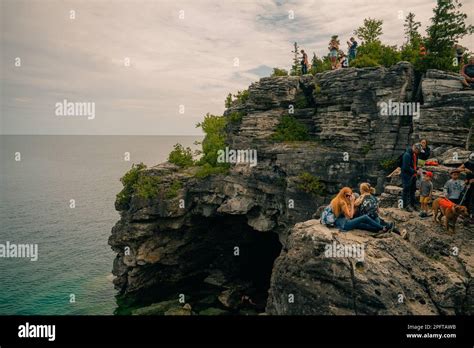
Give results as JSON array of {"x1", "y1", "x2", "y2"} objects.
[
  {"x1": 224, "y1": 93, "x2": 232, "y2": 108},
  {"x1": 424, "y1": 0, "x2": 473, "y2": 71},
  {"x1": 290, "y1": 42, "x2": 301, "y2": 76},
  {"x1": 354, "y1": 18, "x2": 383, "y2": 44},
  {"x1": 404, "y1": 12, "x2": 422, "y2": 46}
]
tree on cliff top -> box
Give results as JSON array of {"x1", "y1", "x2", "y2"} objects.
[
  {"x1": 351, "y1": 18, "x2": 400, "y2": 68},
  {"x1": 404, "y1": 12, "x2": 422, "y2": 46},
  {"x1": 354, "y1": 18, "x2": 383, "y2": 44},
  {"x1": 400, "y1": 13, "x2": 423, "y2": 68},
  {"x1": 290, "y1": 42, "x2": 302, "y2": 76},
  {"x1": 423, "y1": 0, "x2": 473, "y2": 71}
]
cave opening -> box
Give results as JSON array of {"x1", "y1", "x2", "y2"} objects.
[
  {"x1": 192, "y1": 214, "x2": 283, "y2": 313},
  {"x1": 114, "y1": 214, "x2": 284, "y2": 315}
]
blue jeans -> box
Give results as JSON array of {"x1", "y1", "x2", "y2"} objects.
[
  {"x1": 335, "y1": 215, "x2": 384, "y2": 232},
  {"x1": 301, "y1": 64, "x2": 308, "y2": 74}
]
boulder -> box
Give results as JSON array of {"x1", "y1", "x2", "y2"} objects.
[{"x1": 266, "y1": 213, "x2": 472, "y2": 315}]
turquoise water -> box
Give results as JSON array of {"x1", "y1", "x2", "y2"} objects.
[{"x1": 0, "y1": 135, "x2": 201, "y2": 315}]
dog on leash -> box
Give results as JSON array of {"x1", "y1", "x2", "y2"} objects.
[{"x1": 432, "y1": 198, "x2": 469, "y2": 234}]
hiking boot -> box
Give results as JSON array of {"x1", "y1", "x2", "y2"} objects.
[
  {"x1": 419, "y1": 211, "x2": 427, "y2": 218},
  {"x1": 404, "y1": 206, "x2": 413, "y2": 212},
  {"x1": 392, "y1": 226, "x2": 400, "y2": 234}
]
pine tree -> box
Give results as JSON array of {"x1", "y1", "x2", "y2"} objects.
[
  {"x1": 424, "y1": 0, "x2": 473, "y2": 70},
  {"x1": 290, "y1": 42, "x2": 301, "y2": 76},
  {"x1": 403, "y1": 12, "x2": 422, "y2": 46}
]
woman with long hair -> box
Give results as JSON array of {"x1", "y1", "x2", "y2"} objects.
[
  {"x1": 331, "y1": 187, "x2": 388, "y2": 232},
  {"x1": 355, "y1": 183, "x2": 405, "y2": 236}
]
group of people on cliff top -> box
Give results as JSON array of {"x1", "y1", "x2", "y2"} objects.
[
  {"x1": 327, "y1": 35, "x2": 358, "y2": 70},
  {"x1": 299, "y1": 36, "x2": 358, "y2": 74},
  {"x1": 321, "y1": 140, "x2": 474, "y2": 236},
  {"x1": 299, "y1": 36, "x2": 474, "y2": 89}
]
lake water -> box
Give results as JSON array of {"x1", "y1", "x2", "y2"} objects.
[{"x1": 0, "y1": 135, "x2": 201, "y2": 315}]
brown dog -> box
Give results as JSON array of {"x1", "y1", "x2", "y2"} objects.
[{"x1": 432, "y1": 198, "x2": 469, "y2": 234}]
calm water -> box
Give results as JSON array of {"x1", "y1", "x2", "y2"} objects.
[{"x1": 0, "y1": 135, "x2": 201, "y2": 315}]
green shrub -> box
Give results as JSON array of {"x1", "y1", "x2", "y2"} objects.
[
  {"x1": 196, "y1": 113, "x2": 228, "y2": 167},
  {"x1": 168, "y1": 143, "x2": 194, "y2": 168},
  {"x1": 116, "y1": 163, "x2": 147, "y2": 208},
  {"x1": 350, "y1": 41, "x2": 401, "y2": 68},
  {"x1": 294, "y1": 94, "x2": 309, "y2": 109},
  {"x1": 271, "y1": 67, "x2": 289, "y2": 77},
  {"x1": 297, "y1": 172, "x2": 326, "y2": 196},
  {"x1": 134, "y1": 175, "x2": 162, "y2": 199},
  {"x1": 310, "y1": 55, "x2": 332, "y2": 74},
  {"x1": 165, "y1": 180, "x2": 183, "y2": 199},
  {"x1": 195, "y1": 163, "x2": 229, "y2": 178},
  {"x1": 380, "y1": 157, "x2": 399, "y2": 171},
  {"x1": 225, "y1": 93, "x2": 233, "y2": 108},
  {"x1": 234, "y1": 90, "x2": 249, "y2": 105},
  {"x1": 227, "y1": 111, "x2": 243, "y2": 124},
  {"x1": 350, "y1": 55, "x2": 380, "y2": 68},
  {"x1": 271, "y1": 115, "x2": 310, "y2": 142}
]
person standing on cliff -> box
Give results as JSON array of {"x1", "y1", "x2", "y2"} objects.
[
  {"x1": 347, "y1": 37, "x2": 358, "y2": 63},
  {"x1": 401, "y1": 143, "x2": 422, "y2": 212},
  {"x1": 328, "y1": 35, "x2": 340, "y2": 70},
  {"x1": 301, "y1": 49, "x2": 309, "y2": 75}
]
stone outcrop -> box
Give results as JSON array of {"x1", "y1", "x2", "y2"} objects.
[
  {"x1": 109, "y1": 62, "x2": 473, "y2": 315},
  {"x1": 413, "y1": 69, "x2": 473, "y2": 147},
  {"x1": 266, "y1": 210, "x2": 473, "y2": 315}
]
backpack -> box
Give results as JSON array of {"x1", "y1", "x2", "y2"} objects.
[
  {"x1": 320, "y1": 205, "x2": 336, "y2": 227},
  {"x1": 359, "y1": 195, "x2": 379, "y2": 220}
]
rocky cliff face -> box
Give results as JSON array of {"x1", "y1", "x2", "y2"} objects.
[
  {"x1": 109, "y1": 62, "x2": 473, "y2": 315},
  {"x1": 266, "y1": 209, "x2": 473, "y2": 315}
]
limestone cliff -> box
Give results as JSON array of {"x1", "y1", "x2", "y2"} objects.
[{"x1": 109, "y1": 62, "x2": 473, "y2": 315}]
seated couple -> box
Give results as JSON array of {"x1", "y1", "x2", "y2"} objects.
[{"x1": 321, "y1": 183, "x2": 406, "y2": 237}]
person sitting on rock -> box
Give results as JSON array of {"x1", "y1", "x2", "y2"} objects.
[
  {"x1": 331, "y1": 187, "x2": 389, "y2": 233},
  {"x1": 328, "y1": 35, "x2": 340, "y2": 70},
  {"x1": 443, "y1": 169, "x2": 465, "y2": 204},
  {"x1": 460, "y1": 56, "x2": 474, "y2": 89},
  {"x1": 418, "y1": 139, "x2": 431, "y2": 167},
  {"x1": 355, "y1": 183, "x2": 404, "y2": 236},
  {"x1": 336, "y1": 51, "x2": 348, "y2": 69},
  {"x1": 401, "y1": 143, "x2": 422, "y2": 212}
]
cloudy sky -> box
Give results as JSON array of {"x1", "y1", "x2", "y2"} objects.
[{"x1": 1, "y1": 0, "x2": 473, "y2": 135}]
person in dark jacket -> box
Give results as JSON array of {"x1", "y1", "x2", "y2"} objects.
[{"x1": 401, "y1": 143, "x2": 422, "y2": 212}]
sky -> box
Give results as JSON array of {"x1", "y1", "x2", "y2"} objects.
[{"x1": 1, "y1": 0, "x2": 473, "y2": 135}]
